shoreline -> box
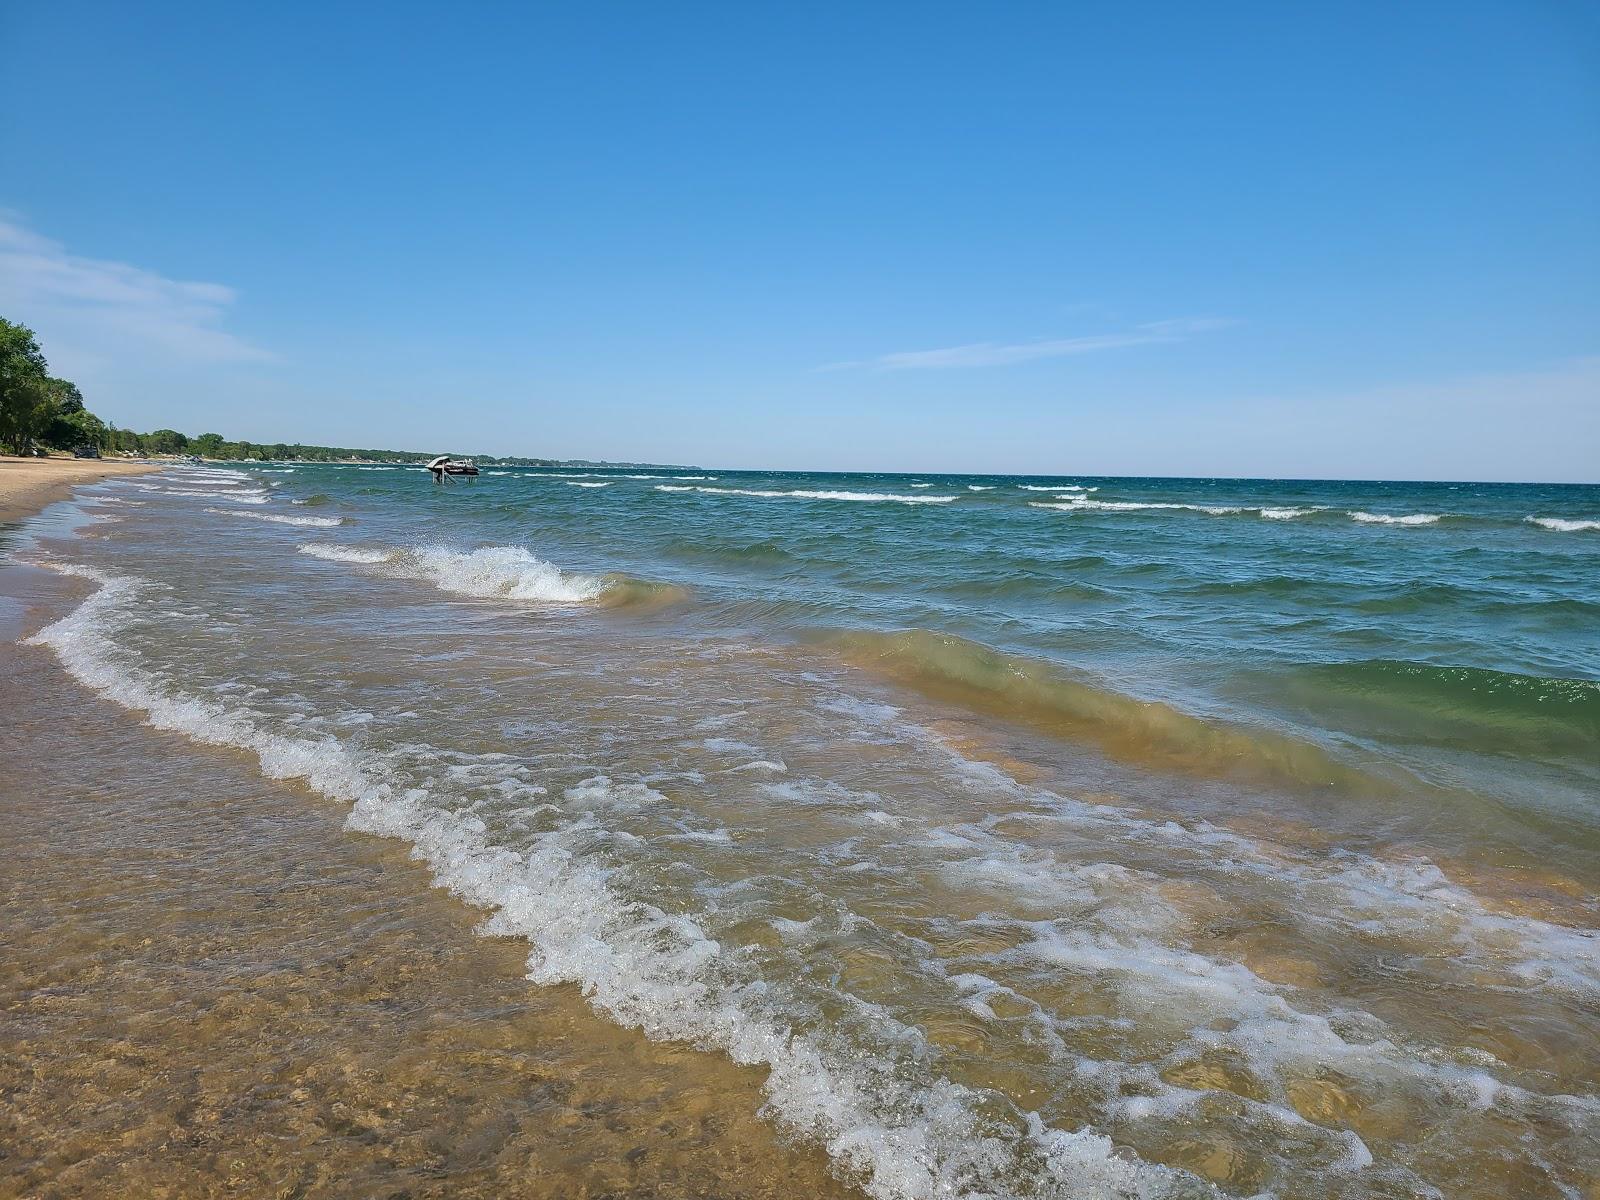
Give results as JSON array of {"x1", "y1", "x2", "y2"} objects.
[
  {"x1": 0, "y1": 479, "x2": 855, "y2": 1199},
  {"x1": 0, "y1": 456, "x2": 160, "y2": 524}
]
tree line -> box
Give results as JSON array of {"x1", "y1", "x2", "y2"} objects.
[
  {"x1": 0, "y1": 318, "x2": 106, "y2": 455},
  {"x1": 2, "y1": 315, "x2": 686, "y2": 469},
  {"x1": 0, "y1": 316, "x2": 535, "y2": 463},
  {"x1": 0, "y1": 317, "x2": 419, "y2": 460}
]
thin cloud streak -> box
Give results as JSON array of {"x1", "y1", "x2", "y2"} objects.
[
  {"x1": 824, "y1": 317, "x2": 1233, "y2": 371},
  {"x1": 0, "y1": 215, "x2": 273, "y2": 366}
]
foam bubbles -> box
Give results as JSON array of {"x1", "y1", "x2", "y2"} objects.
[
  {"x1": 207, "y1": 508, "x2": 344, "y2": 528},
  {"x1": 1349, "y1": 511, "x2": 1441, "y2": 525},
  {"x1": 655, "y1": 485, "x2": 958, "y2": 505},
  {"x1": 299, "y1": 544, "x2": 391, "y2": 564},
  {"x1": 1527, "y1": 516, "x2": 1600, "y2": 532},
  {"x1": 296, "y1": 542, "x2": 610, "y2": 603},
  {"x1": 160, "y1": 489, "x2": 271, "y2": 504}
]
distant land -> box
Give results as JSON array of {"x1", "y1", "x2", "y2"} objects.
[
  {"x1": 109, "y1": 430, "x2": 692, "y2": 472},
  {"x1": 0, "y1": 318, "x2": 695, "y2": 471}
]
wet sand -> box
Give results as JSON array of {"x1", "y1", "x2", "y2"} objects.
[
  {"x1": 0, "y1": 457, "x2": 158, "y2": 524},
  {"x1": 0, "y1": 559, "x2": 854, "y2": 1199}
]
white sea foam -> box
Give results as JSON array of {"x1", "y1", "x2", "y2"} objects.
[
  {"x1": 159, "y1": 488, "x2": 271, "y2": 503},
  {"x1": 296, "y1": 542, "x2": 610, "y2": 603},
  {"x1": 919, "y1": 731, "x2": 1600, "y2": 1003},
  {"x1": 168, "y1": 470, "x2": 251, "y2": 482},
  {"x1": 903, "y1": 808, "x2": 1600, "y2": 1168},
  {"x1": 655, "y1": 485, "x2": 958, "y2": 505},
  {"x1": 967, "y1": 485, "x2": 995, "y2": 491},
  {"x1": 1030, "y1": 499, "x2": 1248, "y2": 515},
  {"x1": 1033, "y1": 499, "x2": 1327, "y2": 520},
  {"x1": 1527, "y1": 516, "x2": 1600, "y2": 532},
  {"x1": 567, "y1": 481, "x2": 610, "y2": 488},
  {"x1": 297, "y1": 544, "x2": 393, "y2": 564},
  {"x1": 26, "y1": 562, "x2": 1197, "y2": 1200},
  {"x1": 911, "y1": 482, "x2": 933, "y2": 488},
  {"x1": 206, "y1": 508, "x2": 344, "y2": 528},
  {"x1": 1259, "y1": 506, "x2": 1319, "y2": 519},
  {"x1": 1348, "y1": 511, "x2": 1441, "y2": 525}
]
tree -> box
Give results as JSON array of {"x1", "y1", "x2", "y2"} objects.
[
  {"x1": 48, "y1": 378, "x2": 85, "y2": 415},
  {"x1": 0, "y1": 318, "x2": 53, "y2": 454},
  {"x1": 192, "y1": 432, "x2": 226, "y2": 458},
  {"x1": 145, "y1": 428, "x2": 190, "y2": 455}
]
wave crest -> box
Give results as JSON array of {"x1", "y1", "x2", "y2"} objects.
[
  {"x1": 656, "y1": 485, "x2": 957, "y2": 505},
  {"x1": 297, "y1": 543, "x2": 683, "y2": 609},
  {"x1": 1527, "y1": 516, "x2": 1600, "y2": 533},
  {"x1": 206, "y1": 508, "x2": 344, "y2": 528}
]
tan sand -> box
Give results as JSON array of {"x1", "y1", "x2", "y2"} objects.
[
  {"x1": 0, "y1": 455, "x2": 160, "y2": 523},
  {"x1": 0, "y1": 542, "x2": 856, "y2": 1200}
]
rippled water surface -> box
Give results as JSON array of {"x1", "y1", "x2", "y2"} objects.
[{"x1": 10, "y1": 463, "x2": 1599, "y2": 1199}]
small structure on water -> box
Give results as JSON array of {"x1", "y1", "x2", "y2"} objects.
[{"x1": 426, "y1": 455, "x2": 479, "y2": 483}]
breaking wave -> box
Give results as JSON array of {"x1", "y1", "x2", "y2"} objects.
[
  {"x1": 1527, "y1": 516, "x2": 1600, "y2": 533},
  {"x1": 158, "y1": 488, "x2": 271, "y2": 504},
  {"x1": 296, "y1": 543, "x2": 684, "y2": 609},
  {"x1": 1349, "y1": 511, "x2": 1441, "y2": 526},
  {"x1": 206, "y1": 508, "x2": 344, "y2": 528},
  {"x1": 656, "y1": 485, "x2": 958, "y2": 505}
]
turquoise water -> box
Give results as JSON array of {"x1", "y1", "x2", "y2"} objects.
[
  {"x1": 19, "y1": 463, "x2": 1600, "y2": 1199},
  {"x1": 308, "y1": 466, "x2": 1600, "y2": 835}
]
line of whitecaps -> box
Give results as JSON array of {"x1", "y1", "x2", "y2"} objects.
[
  {"x1": 159, "y1": 466, "x2": 1591, "y2": 531},
  {"x1": 1030, "y1": 498, "x2": 1599, "y2": 529}
]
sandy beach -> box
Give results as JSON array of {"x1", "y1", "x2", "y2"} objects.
[{"x1": 0, "y1": 456, "x2": 160, "y2": 524}]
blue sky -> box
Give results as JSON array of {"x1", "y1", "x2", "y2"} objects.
[{"x1": 2, "y1": 1, "x2": 1596, "y2": 478}]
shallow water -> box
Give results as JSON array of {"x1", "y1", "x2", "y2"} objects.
[{"x1": 7, "y1": 464, "x2": 1599, "y2": 1199}]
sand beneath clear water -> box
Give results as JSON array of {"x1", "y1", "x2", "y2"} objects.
[{"x1": 0, "y1": 559, "x2": 853, "y2": 1200}]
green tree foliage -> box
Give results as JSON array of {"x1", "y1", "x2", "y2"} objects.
[
  {"x1": 0, "y1": 318, "x2": 54, "y2": 454},
  {"x1": 144, "y1": 429, "x2": 190, "y2": 455}
]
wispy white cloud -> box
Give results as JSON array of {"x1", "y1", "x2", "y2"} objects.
[
  {"x1": 0, "y1": 215, "x2": 273, "y2": 367},
  {"x1": 823, "y1": 317, "x2": 1232, "y2": 371}
]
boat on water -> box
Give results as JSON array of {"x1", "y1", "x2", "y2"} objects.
[{"x1": 426, "y1": 455, "x2": 479, "y2": 481}]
